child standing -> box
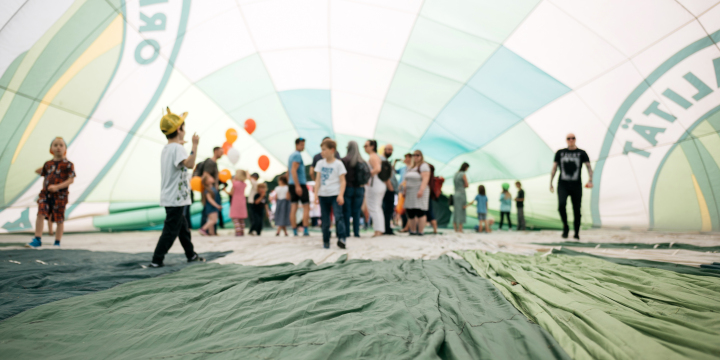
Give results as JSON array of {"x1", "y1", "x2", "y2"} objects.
[
  {"x1": 499, "y1": 183, "x2": 512, "y2": 230},
  {"x1": 150, "y1": 108, "x2": 203, "y2": 267},
  {"x1": 228, "y1": 170, "x2": 248, "y2": 236},
  {"x1": 27, "y1": 137, "x2": 75, "y2": 248},
  {"x1": 246, "y1": 173, "x2": 259, "y2": 232},
  {"x1": 200, "y1": 174, "x2": 222, "y2": 236},
  {"x1": 466, "y1": 185, "x2": 490, "y2": 233},
  {"x1": 515, "y1": 181, "x2": 525, "y2": 230},
  {"x1": 249, "y1": 183, "x2": 270, "y2": 235},
  {"x1": 274, "y1": 175, "x2": 291, "y2": 236},
  {"x1": 314, "y1": 139, "x2": 347, "y2": 249}
]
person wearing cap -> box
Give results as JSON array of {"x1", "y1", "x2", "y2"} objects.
[
  {"x1": 289, "y1": 138, "x2": 311, "y2": 236},
  {"x1": 26, "y1": 137, "x2": 75, "y2": 248},
  {"x1": 150, "y1": 107, "x2": 204, "y2": 267}
]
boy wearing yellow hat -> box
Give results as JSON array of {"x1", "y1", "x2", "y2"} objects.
[
  {"x1": 26, "y1": 137, "x2": 75, "y2": 248},
  {"x1": 150, "y1": 108, "x2": 204, "y2": 267}
]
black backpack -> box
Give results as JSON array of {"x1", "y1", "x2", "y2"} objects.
[
  {"x1": 355, "y1": 162, "x2": 371, "y2": 186},
  {"x1": 378, "y1": 160, "x2": 392, "y2": 182}
]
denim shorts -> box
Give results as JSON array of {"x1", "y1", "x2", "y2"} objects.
[{"x1": 477, "y1": 213, "x2": 487, "y2": 220}]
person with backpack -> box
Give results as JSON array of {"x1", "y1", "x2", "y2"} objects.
[
  {"x1": 341, "y1": 141, "x2": 368, "y2": 237},
  {"x1": 363, "y1": 139, "x2": 390, "y2": 237},
  {"x1": 380, "y1": 144, "x2": 397, "y2": 235},
  {"x1": 403, "y1": 150, "x2": 431, "y2": 236}
]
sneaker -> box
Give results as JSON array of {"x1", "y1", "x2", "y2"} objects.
[
  {"x1": 561, "y1": 226, "x2": 569, "y2": 239},
  {"x1": 188, "y1": 253, "x2": 205, "y2": 263},
  {"x1": 53, "y1": 240, "x2": 60, "y2": 247},
  {"x1": 323, "y1": 242, "x2": 330, "y2": 249},
  {"x1": 25, "y1": 238, "x2": 41, "y2": 248},
  {"x1": 293, "y1": 228, "x2": 298, "y2": 236},
  {"x1": 148, "y1": 262, "x2": 164, "y2": 268},
  {"x1": 573, "y1": 234, "x2": 580, "y2": 241},
  {"x1": 337, "y1": 239, "x2": 346, "y2": 249},
  {"x1": 303, "y1": 228, "x2": 310, "y2": 236}
]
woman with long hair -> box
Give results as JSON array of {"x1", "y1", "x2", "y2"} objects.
[
  {"x1": 453, "y1": 162, "x2": 470, "y2": 233},
  {"x1": 341, "y1": 141, "x2": 367, "y2": 237},
  {"x1": 363, "y1": 139, "x2": 387, "y2": 237},
  {"x1": 403, "y1": 150, "x2": 431, "y2": 235}
]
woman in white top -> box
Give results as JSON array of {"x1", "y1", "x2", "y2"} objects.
[
  {"x1": 364, "y1": 140, "x2": 387, "y2": 237},
  {"x1": 403, "y1": 150, "x2": 431, "y2": 235}
]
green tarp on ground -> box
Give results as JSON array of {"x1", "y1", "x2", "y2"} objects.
[
  {"x1": 457, "y1": 250, "x2": 720, "y2": 360},
  {"x1": 536, "y1": 242, "x2": 720, "y2": 252},
  {"x1": 0, "y1": 249, "x2": 229, "y2": 321},
  {"x1": 555, "y1": 248, "x2": 720, "y2": 277},
  {"x1": 0, "y1": 255, "x2": 570, "y2": 360}
]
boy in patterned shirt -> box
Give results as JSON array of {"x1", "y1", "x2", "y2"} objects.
[
  {"x1": 27, "y1": 137, "x2": 75, "y2": 248},
  {"x1": 149, "y1": 108, "x2": 204, "y2": 267}
]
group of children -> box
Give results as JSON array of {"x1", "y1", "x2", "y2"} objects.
[{"x1": 466, "y1": 181, "x2": 525, "y2": 232}]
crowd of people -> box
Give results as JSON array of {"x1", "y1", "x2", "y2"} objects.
[{"x1": 24, "y1": 107, "x2": 594, "y2": 266}]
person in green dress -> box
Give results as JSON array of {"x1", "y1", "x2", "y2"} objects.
[{"x1": 453, "y1": 163, "x2": 470, "y2": 233}]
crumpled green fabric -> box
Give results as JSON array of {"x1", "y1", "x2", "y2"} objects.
[
  {"x1": 457, "y1": 250, "x2": 720, "y2": 360},
  {"x1": 0, "y1": 255, "x2": 569, "y2": 360},
  {"x1": 535, "y1": 241, "x2": 720, "y2": 253}
]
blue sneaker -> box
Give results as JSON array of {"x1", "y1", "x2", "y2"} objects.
[
  {"x1": 323, "y1": 242, "x2": 330, "y2": 249},
  {"x1": 293, "y1": 228, "x2": 298, "y2": 236},
  {"x1": 303, "y1": 228, "x2": 310, "y2": 236},
  {"x1": 53, "y1": 240, "x2": 60, "y2": 247},
  {"x1": 26, "y1": 238, "x2": 41, "y2": 248}
]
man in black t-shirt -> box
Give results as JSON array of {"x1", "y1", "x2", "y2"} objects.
[{"x1": 550, "y1": 133, "x2": 593, "y2": 240}]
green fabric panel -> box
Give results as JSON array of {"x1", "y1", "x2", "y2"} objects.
[
  {"x1": 383, "y1": 63, "x2": 464, "y2": 118},
  {"x1": 93, "y1": 202, "x2": 204, "y2": 230},
  {"x1": 108, "y1": 202, "x2": 159, "y2": 213},
  {"x1": 401, "y1": 17, "x2": 498, "y2": 82},
  {"x1": 535, "y1": 242, "x2": 720, "y2": 252},
  {"x1": 0, "y1": 249, "x2": 230, "y2": 321},
  {"x1": 652, "y1": 146, "x2": 702, "y2": 230},
  {"x1": 4, "y1": 46, "x2": 121, "y2": 203},
  {"x1": 0, "y1": 52, "x2": 27, "y2": 99},
  {"x1": 552, "y1": 248, "x2": 720, "y2": 278},
  {"x1": 457, "y1": 250, "x2": 720, "y2": 360},
  {"x1": 0, "y1": 256, "x2": 570, "y2": 360}
]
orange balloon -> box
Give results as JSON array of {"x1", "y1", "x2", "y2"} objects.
[
  {"x1": 219, "y1": 169, "x2": 232, "y2": 183},
  {"x1": 258, "y1": 155, "x2": 270, "y2": 171},
  {"x1": 244, "y1": 118, "x2": 256, "y2": 135},
  {"x1": 225, "y1": 128, "x2": 238, "y2": 144},
  {"x1": 222, "y1": 141, "x2": 231, "y2": 155},
  {"x1": 190, "y1": 176, "x2": 203, "y2": 192}
]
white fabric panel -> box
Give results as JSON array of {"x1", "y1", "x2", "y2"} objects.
[
  {"x1": 575, "y1": 61, "x2": 643, "y2": 127},
  {"x1": 524, "y1": 92, "x2": 609, "y2": 161},
  {"x1": 261, "y1": 48, "x2": 329, "y2": 90},
  {"x1": 550, "y1": 0, "x2": 693, "y2": 57},
  {"x1": 0, "y1": 0, "x2": 74, "y2": 76},
  {"x1": 630, "y1": 21, "x2": 708, "y2": 78},
  {"x1": 183, "y1": 0, "x2": 237, "y2": 31},
  {"x1": 675, "y1": 0, "x2": 719, "y2": 17},
  {"x1": 241, "y1": 0, "x2": 328, "y2": 51},
  {"x1": 330, "y1": 0, "x2": 416, "y2": 60},
  {"x1": 504, "y1": 1, "x2": 626, "y2": 88},
  {"x1": 330, "y1": 50, "x2": 396, "y2": 99},
  {"x1": 172, "y1": 7, "x2": 256, "y2": 82},
  {"x1": 597, "y1": 155, "x2": 648, "y2": 227},
  {"x1": 352, "y1": 0, "x2": 423, "y2": 13},
  {"x1": 331, "y1": 91, "x2": 383, "y2": 138},
  {"x1": 699, "y1": 3, "x2": 720, "y2": 33}
]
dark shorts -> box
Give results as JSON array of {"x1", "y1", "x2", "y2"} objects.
[
  {"x1": 38, "y1": 193, "x2": 67, "y2": 223},
  {"x1": 406, "y1": 208, "x2": 426, "y2": 219},
  {"x1": 289, "y1": 184, "x2": 310, "y2": 204}
]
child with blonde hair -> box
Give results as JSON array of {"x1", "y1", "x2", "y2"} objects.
[
  {"x1": 227, "y1": 170, "x2": 248, "y2": 236},
  {"x1": 199, "y1": 174, "x2": 222, "y2": 236},
  {"x1": 274, "y1": 175, "x2": 291, "y2": 236},
  {"x1": 27, "y1": 137, "x2": 75, "y2": 248}
]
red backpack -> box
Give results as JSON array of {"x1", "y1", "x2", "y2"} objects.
[{"x1": 427, "y1": 163, "x2": 444, "y2": 200}]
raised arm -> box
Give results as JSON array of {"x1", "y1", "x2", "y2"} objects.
[{"x1": 182, "y1": 133, "x2": 199, "y2": 169}]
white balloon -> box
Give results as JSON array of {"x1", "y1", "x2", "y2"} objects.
[{"x1": 227, "y1": 147, "x2": 240, "y2": 165}]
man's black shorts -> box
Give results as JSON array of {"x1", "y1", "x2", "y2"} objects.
[{"x1": 290, "y1": 184, "x2": 310, "y2": 204}]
